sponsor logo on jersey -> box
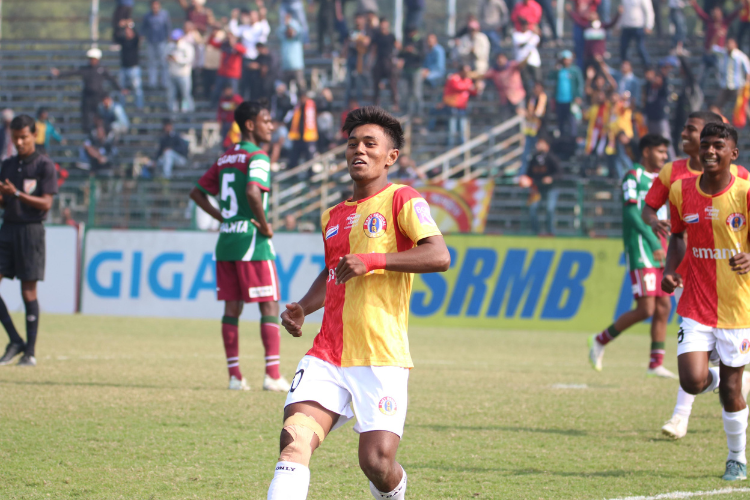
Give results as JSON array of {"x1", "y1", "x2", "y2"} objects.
[
  {"x1": 378, "y1": 396, "x2": 397, "y2": 416},
  {"x1": 217, "y1": 153, "x2": 247, "y2": 166},
  {"x1": 684, "y1": 213, "x2": 699, "y2": 224},
  {"x1": 726, "y1": 213, "x2": 747, "y2": 232},
  {"x1": 345, "y1": 213, "x2": 361, "y2": 229},
  {"x1": 23, "y1": 179, "x2": 37, "y2": 194},
  {"x1": 363, "y1": 213, "x2": 387, "y2": 238},
  {"x1": 326, "y1": 225, "x2": 339, "y2": 240},
  {"x1": 249, "y1": 285, "x2": 274, "y2": 298},
  {"x1": 741, "y1": 339, "x2": 750, "y2": 354},
  {"x1": 692, "y1": 247, "x2": 740, "y2": 260},
  {"x1": 220, "y1": 221, "x2": 249, "y2": 233},
  {"x1": 704, "y1": 206, "x2": 720, "y2": 221},
  {"x1": 414, "y1": 200, "x2": 436, "y2": 225}
]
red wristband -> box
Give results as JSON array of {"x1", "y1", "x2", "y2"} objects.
[{"x1": 354, "y1": 253, "x2": 387, "y2": 273}]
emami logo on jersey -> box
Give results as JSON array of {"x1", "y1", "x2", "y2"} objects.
[
  {"x1": 683, "y1": 213, "x2": 699, "y2": 224},
  {"x1": 692, "y1": 247, "x2": 740, "y2": 259},
  {"x1": 325, "y1": 225, "x2": 339, "y2": 240}
]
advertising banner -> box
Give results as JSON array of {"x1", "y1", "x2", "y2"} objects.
[
  {"x1": 82, "y1": 230, "x2": 326, "y2": 320},
  {"x1": 0, "y1": 225, "x2": 78, "y2": 314},
  {"x1": 406, "y1": 179, "x2": 494, "y2": 233},
  {"x1": 410, "y1": 235, "x2": 676, "y2": 332},
  {"x1": 82, "y1": 230, "x2": 666, "y2": 331}
]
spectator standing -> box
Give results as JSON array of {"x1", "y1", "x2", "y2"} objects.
[
  {"x1": 0, "y1": 110, "x2": 15, "y2": 161},
  {"x1": 550, "y1": 50, "x2": 584, "y2": 138},
  {"x1": 520, "y1": 81, "x2": 547, "y2": 174},
  {"x1": 210, "y1": 32, "x2": 247, "y2": 107},
  {"x1": 398, "y1": 27, "x2": 424, "y2": 115},
  {"x1": 178, "y1": 0, "x2": 216, "y2": 36},
  {"x1": 512, "y1": 19, "x2": 541, "y2": 97},
  {"x1": 114, "y1": 18, "x2": 144, "y2": 109},
  {"x1": 429, "y1": 64, "x2": 478, "y2": 147},
  {"x1": 256, "y1": 43, "x2": 279, "y2": 100},
  {"x1": 279, "y1": 0, "x2": 310, "y2": 44},
  {"x1": 34, "y1": 108, "x2": 64, "y2": 156},
  {"x1": 567, "y1": 5, "x2": 622, "y2": 70},
  {"x1": 713, "y1": 38, "x2": 750, "y2": 114},
  {"x1": 112, "y1": 0, "x2": 134, "y2": 40},
  {"x1": 202, "y1": 29, "x2": 223, "y2": 100},
  {"x1": 583, "y1": 89, "x2": 610, "y2": 167},
  {"x1": 511, "y1": 0, "x2": 542, "y2": 32},
  {"x1": 142, "y1": 0, "x2": 172, "y2": 89},
  {"x1": 479, "y1": 0, "x2": 509, "y2": 52},
  {"x1": 154, "y1": 120, "x2": 189, "y2": 179},
  {"x1": 612, "y1": 60, "x2": 642, "y2": 110},
  {"x1": 672, "y1": 54, "x2": 703, "y2": 145},
  {"x1": 167, "y1": 29, "x2": 196, "y2": 113},
  {"x1": 405, "y1": 0, "x2": 426, "y2": 30},
  {"x1": 316, "y1": 88, "x2": 336, "y2": 152},
  {"x1": 270, "y1": 83, "x2": 294, "y2": 166},
  {"x1": 316, "y1": 0, "x2": 336, "y2": 54},
  {"x1": 287, "y1": 92, "x2": 319, "y2": 169},
  {"x1": 571, "y1": 0, "x2": 601, "y2": 69},
  {"x1": 280, "y1": 14, "x2": 306, "y2": 92},
  {"x1": 344, "y1": 13, "x2": 372, "y2": 106},
  {"x1": 669, "y1": 0, "x2": 687, "y2": 55},
  {"x1": 457, "y1": 20, "x2": 491, "y2": 75},
  {"x1": 690, "y1": 0, "x2": 741, "y2": 86},
  {"x1": 739, "y1": 0, "x2": 750, "y2": 55},
  {"x1": 98, "y1": 95, "x2": 130, "y2": 140},
  {"x1": 417, "y1": 34, "x2": 447, "y2": 114},
  {"x1": 620, "y1": 0, "x2": 654, "y2": 67},
  {"x1": 50, "y1": 49, "x2": 121, "y2": 134},
  {"x1": 605, "y1": 92, "x2": 634, "y2": 179},
  {"x1": 371, "y1": 17, "x2": 400, "y2": 110},
  {"x1": 484, "y1": 53, "x2": 526, "y2": 118},
  {"x1": 643, "y1": 66, "x2": 675, "y2": 158},
  {"x1": 183, "y1": 21, "x2": 205, "y2": 101},
  {"x1": 526, "y1": 136, "x2": 560, "y2": 235},
  {"x1": 232, "y1": 9, "x2": 272, "y2": 100}
]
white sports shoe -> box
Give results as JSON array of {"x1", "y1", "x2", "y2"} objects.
[
  {"x1": 263, "y1": 374, "x2": 291, "y2": 392},
  {"x1": 646, "y1": 365, "x2": 679, "y2": 379},
  {"x1": 588, "y1": 335, "x2": 604, "y2": 372},
  {"x1": 662, "y1": 414, "x2": 689, "y2": 439},
  {"x1": 742, "y1": 372, "x2": 750, "y2": 402},
  {"x1": 228, "y1": 376, "x2": 250, "y2": 391}
]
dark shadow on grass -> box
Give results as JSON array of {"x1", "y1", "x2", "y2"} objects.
[
  {"x1": 0, "y1": 379, "x2": 216, "y2": 391},
  {"x1": 407, "y1": 424, "x2": 588, "y2": 436}
]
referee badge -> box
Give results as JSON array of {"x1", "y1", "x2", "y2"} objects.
[
  {"x1": 363, "y1": 213, "x2": 387, "y2": 238},
  {"x1": 23, "y1": 179, "x2": 37, "y2": 194}
]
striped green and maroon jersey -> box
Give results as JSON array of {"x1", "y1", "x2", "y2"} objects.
[{"x1": 196, "y1": 141, "x2": 275, "y2": 261}]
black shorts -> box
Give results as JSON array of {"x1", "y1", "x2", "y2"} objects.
[{"x1": 0, "y1": 223, "x2": 46, "y2": 281}]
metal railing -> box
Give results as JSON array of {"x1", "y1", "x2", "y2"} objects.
[
  {"x1": 270, "y1": 116, "x2": 413, "y2": 227},
  {"x1": 415, "y1": 114, "x2": 525, "y2": 180}
]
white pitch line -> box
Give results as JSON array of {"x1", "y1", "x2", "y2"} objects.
[{"x1": 607, "y1": 487, "x2": 750, "y2": 500}]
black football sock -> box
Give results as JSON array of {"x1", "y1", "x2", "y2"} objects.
[
  {"x1": 24, "y1": 300, "x2": 39, "y2": 357},
  {"x1": 0, "y1": 295, "x2": 23, "y2": 345}
]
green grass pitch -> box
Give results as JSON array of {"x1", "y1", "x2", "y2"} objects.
[{"x1": 1, "y1": 314, "x2": 749, "y2": 499}]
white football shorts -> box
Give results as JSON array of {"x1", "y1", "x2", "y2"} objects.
[
  {"x1": 284, "y1": 355, "x2": 410, "y2": 437},
  {"x1": 677, "y1": 318, "x2": 750, "y2": 367}
]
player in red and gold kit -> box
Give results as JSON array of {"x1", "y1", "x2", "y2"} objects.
[
  {"x1": 640, "y1": 111, "x2": 750, "y2": 439},
  {"x1": 662, "y1": 122, "x2": 750, "y2": 480},
  {"x1": 266, "y1": 107, "x2": 450, "y2": 500}
]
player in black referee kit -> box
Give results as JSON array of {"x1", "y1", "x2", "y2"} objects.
[{"x1": 0, "y1": 115, "x2": 57, "y2": 367}]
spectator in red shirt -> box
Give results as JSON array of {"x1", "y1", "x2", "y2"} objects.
[
  {"x1": 209, "y1": 31, "x2": 246, "y2": 106},
  {"x1": 483, "y1": 52, "x2": 526, "y2": 118},
  {"x1": 571, "y1": 0, "x2": 601, "y2": 68},
  {"x1": 511, "y1": 0, "x2": 542, "y2": 32},
  {"x1": 428, "y1": 63, "x2": 478, "y2": 146},
  {"x1": 690, "y1": 0, "x2": 741, "y2": 86},
  {"x1": 217, "y1": 84, "x2": 244, "y2": 139},
  {"x1": 567, "y1": 4, "x2": 622, "y2": 70}
]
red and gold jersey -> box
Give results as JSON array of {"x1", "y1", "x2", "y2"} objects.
[
  {"x1": 645, "y1": 158, "x2": 749, "y2": 210},
  {"x1": 307, "y1": 183, "x2": 443, "y2": 368},
  {"x1": 669, "y1": 175, "x2": 750, "y2": 328}
]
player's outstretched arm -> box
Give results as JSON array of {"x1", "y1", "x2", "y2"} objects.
[
  {"x1": 662, "y1": 232, "x2": 686, "y2": 293},
  {"x1": 281, "y1": 269, "x2": 328, "y2": 337},
  {"x1": 335, "y1": 235, "x2": 451, "y2": 285},
  {"x1": 642, "y1": 204, "x2": 671, "y2": 239},
  {"x1": 189, "y1": 187, "x2": 224, "y2": 223}
]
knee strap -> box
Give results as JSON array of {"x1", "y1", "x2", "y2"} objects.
[{"x1": 279, "y1": 413, "x2": 326, "y2": 467}]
